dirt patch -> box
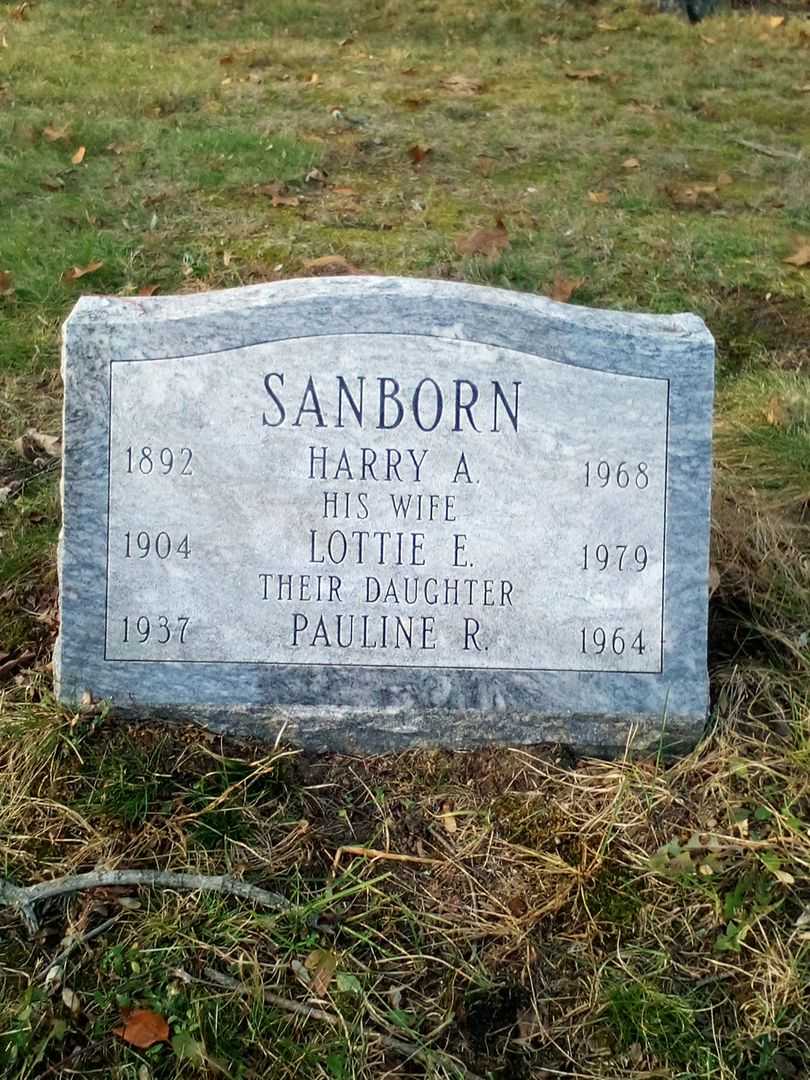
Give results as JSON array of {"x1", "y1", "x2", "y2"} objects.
[{"x1": 706, "y1": 287, "x2": 810, "y2": 371}]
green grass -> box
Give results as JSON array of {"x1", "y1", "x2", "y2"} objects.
[{"x1": 2, "y1": 0, "x2": 810, "y2": 1077}]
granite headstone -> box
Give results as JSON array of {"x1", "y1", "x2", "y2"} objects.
[{"x1": 56, "y1": 277, "x2": 714, "y2": 754}]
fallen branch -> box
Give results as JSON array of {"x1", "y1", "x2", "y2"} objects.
[
  {"x1": 39, "y1": 913, "x2": 122, "y2": 985},
  {"x1": 333, "y1": 845, "x2": 442, "y2": 869},
  {"x1": 0, "y1": 870, "x2": 290, "y2": 934},
  {"x1": 195, "y1": 966, "x2": 484, "y2": 1080},
  {"x1": 732, "y1": 137, "x2": 803, "y2": 162}
]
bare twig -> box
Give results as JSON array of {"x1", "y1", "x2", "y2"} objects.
[
  {"x1": 201, "y1": 966, "x2": 340, "y2": 1024},
  {"x1": 333, "y1": 845, "x2": 442, "y2": 869},
  {"x1": 732, "y1": 137, "x2": 803, "y2": 162},
  {"x1": 195, "y1": 966, "x2": 484, "y2": 1080},
  {"x1": 0, "y1": 870, "x2": 290, "y2": 934},
  {"x1": 38, "y1": 913, "x2": 122, "y2": 984}
]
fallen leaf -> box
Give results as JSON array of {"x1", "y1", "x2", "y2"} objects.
[
  {"x1": 137, "y1": 284, "x2": 159, "y2": 296},
  {"x1": 42, "y1": 124, "x2": 69, "y2": 142},
  {"x1": 768, "y1": 15, "x2": 785, "y2": 29},
  {"x1": 308, "y1": 72, "x2": 320, "y2": 85},
  {"x1": 219, "y1": 54, "x2": 233, "y2": 65},
  {"x1": 716, "y1": 172, "x2": 734, "y2": 187},
  {"x1": 622, "y1": 156, "x2": 640, "y2": 170},
  {"x1": 455, "y1": 219, "x2": 509, "y2": 259},
  {"x1": 62, "y1": 988, "x2": 81, "y2": 1016},
  {"x1": 71, "y1": 145, "x2": 86, "y2": 165},
  {"x1": 113, "y1": 1009, "x2": 169, "y2": 1050},
  {"x1": 271, "y1": 193, "x2": 300, "y2": 207},
  {"x1": 62, "y1": 260, "x2": 104, "y2": 282},
  {"x1": 306, "y1": 949, "x2": 338, "y2": 996},
  {"x1": 565, "y1": 68, "x2": 604, "y2": 81},
  {"x1": 403, "y1": 96, "x2": 429, "y2": 111},
  {"x1": 700, "y1": 35, "x2": 717, "y2": 45},
  {"x1": 666, "y1": 182, "x2": 719, "y2": 208},
  {"x1": 784, "y1": 240, "x2": 810, "y2": 268},
  {"x1": 476, "y1": 154, "x2": 498, "y2": 176},
  {"x1": 795, "y1": 83, "x2": 810, "y2": 94},
  {"x1": 338, "y1": 36, "x2": 354, "y2": 47},
  {"x1": 597, "y1": 21, "x2": 618, "y2": 31},
  {"x1": 587, "y1": 190, "x2": 609, "y2": 204},
  {"x1": 302, "y1": 254, "x2": 360, "y2": 276},
  {"x1": 548, "y1": 273, "x2": 585, "y2": 303},
  {"x1": 0, "y1": 270, "x2": 14, "y2": 296},
  {"x1": 15, "y1": 429, "x2": 62, "y2": 459},
  {"x1": 439, "y1": 74, "x2": 484, "y2": 96},
  {"x1": 507, "y1": 895, "x2": 528, "y2": 917},
  {"x1": 331, "y1": 185, "x2": 356, "y2": 196},
  {"x1": 304, "y1": 167, "x2": 327, "y2": 184},
  {"x1": 440, "y1": 800, "x2": 457, "y2": 834},
  {"x1": 407, "y1": 144, "x2": 432, "y2": 165}
]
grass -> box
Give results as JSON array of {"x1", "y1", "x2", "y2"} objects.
[{"x1": 1, "y1": 0, "x2": 809, "y2": 1076}]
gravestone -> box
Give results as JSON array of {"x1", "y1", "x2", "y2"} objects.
[{"x1": 56, "y1": 277, "x2": 714, "y2": 755}]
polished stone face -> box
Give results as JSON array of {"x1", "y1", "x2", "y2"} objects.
[{"x1": 57, "y1": 277, "x2": 714, "y2": 755}]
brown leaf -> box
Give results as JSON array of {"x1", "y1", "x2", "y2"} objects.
[
  {"x1": 566, "y1": 68, "x2": 604, "y2": 81},
  {"x1": 597, "y1": 21, "x2": 618, "y2": 31},
  {"x1": 137, "y1": 284, "x2": 159, "y2": 296},
  {"x1": 305, "y1": 949, "x2": 338, "y2": 997},
  {"x1": 42, "y1": 124, "x2": 69, "y2": 142},
  {"x1": 587, "y1": 190, "x2": 609, "y2": 204},
  {"x1": 768, "y1": 15, "x2": 785, "y2": 29},
  {"x1": 784, "y1": 240, "x2": 810, "y2": 268},
  {"x1": 62, "y1": 260, "x2": 103, "y2": 282},
  {"x1": 622, "y1": 156, "x2": 640, "y2": 170},
  {"x1": 271, "y1": 193, "x2": 301, "y2": 207},
  {"x1": 71, "y1": 145, "x2": 86, "y2": 165},
  {"x1": 407, "y1": 144, "x2": 432, "y2": 165},
  {"x1": 113, "y1": 1009, "x2": 169, "y2": 1050},
  {"x1": 219, "y1": 54, "x2": 234, "y2": 65},
  {"x1": 548, "y1": 273, "x2": 585, "y2": 303},
  {"x1": 403, "y1": 96, "x2": 429, "y2": 111},
  {"x1": 476, "y1": 155, "x2": 498, "y2": 177},
  {"x1": 439, "y1": 74, "x2": 484, "y2": 96},
  {"x1": 331, "y1": 185, "x2": 357, "y2": 196},
  {"x1": 795, "y1": 83, "x2": 810, "y2": 94},
  {"x1": 255, "y1": 181, "x2": 286, "y2": 198},
  {"x1": 0, "y1": 270, "x2": 14, "y2": 296},
  {"x1": 666, "y1": 182, "x2": 719, "y2": 208},
  {"x1": 455, "y1": 219, "x2": 509, "y2": 259},
  {"x1": 302, "y1": 254, "x2": 360, "y2": 276},
  {"x1": 15, "y1": 429, "x2": 62, "y2": 459},
  {"x1": 716, "y1": 172, "x2": 734, "y2": 187},
  {"x1": 440, "y1": 800, "x2": 457, "y2": 834}
]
